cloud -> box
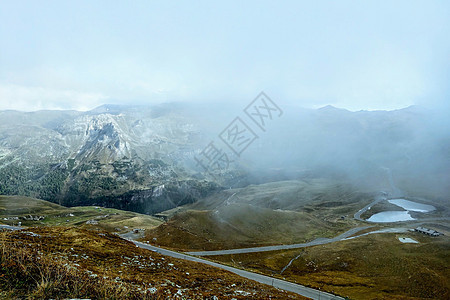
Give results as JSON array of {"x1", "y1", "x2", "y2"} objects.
[
  {"x1": 0, "y1": 84, "x2": 108, "y2": 111},
  {"x1": 0, "y1": 1, "x2": 448, "y2": 112}
]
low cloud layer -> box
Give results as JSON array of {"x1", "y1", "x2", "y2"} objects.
[{"x1": 0, "y1": 1, "x2": 449, "y2": 112}]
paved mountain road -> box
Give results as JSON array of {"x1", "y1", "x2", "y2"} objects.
[
  {"x1": 128, "y1": 239, "x2": 345, "y2": 300},
  {"x1": 354, "y1": 194, "x2": 386, "y2": 221},
  {"x1": 185, "y1": 226, "x2": 373, "y2": 256},
  {"x1": 1, "y1": 224, "x2": 344, "y2": 299},
  {"x1": 0, "y1": 224, "x2": 23, "y2": 230}
]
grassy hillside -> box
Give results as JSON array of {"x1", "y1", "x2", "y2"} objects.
[
  {"x1": 144, "y1": 207, "x2": 350, "y2": 251},
  {"x1": 0, "y1": 226, "x2": 301, "y2": 299},
  {"x1": 142, "y1": 179, "x2": 373, "y2": 251},
  {"x1": 0, "y1": 195, "x2": 162, "y2": 232},
  {"x1": 209, "y1": 232, "x2": 450, "y2": 299}
]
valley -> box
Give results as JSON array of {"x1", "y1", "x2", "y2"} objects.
[
  {"x1": 141, "y1": 179, "x2": 372, "y2": 251},
  {"x1": 1, "y1": 176, "x2": 448, "y2": 299},
  {"x1": 2, "y1": 2, "x2": 450, "y2": 299},
  {"x1": 137, "y1": 179, "x2": 449, "y2": 299},
  {"x1": 207, "y1": 232, "x2": 449, "y2": 299},
  {"x1": 1, "y1": 104, "x2": 449, "y2": 299}
]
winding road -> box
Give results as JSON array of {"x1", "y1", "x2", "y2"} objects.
[
  {"x1": 185, "y1": 226, "x2": 373, "y2": 256},
  {"x1": 127, "y1": 239, "x2": 345, "y2": 300},
  {"x1": 186, "y1": 191, "x2": 448, "y2": 257},
  {"x1": 0, "y1": 224, "x2": 23, "y2": 231},
  {"x1": 1, "y1": 177, "x2": 446, "y2": 300},
  {"x1": 1, "y1": 224, "x2": 344, "y2": 299},
  {"x1": 354, "y1": 194, "x2": 386, "y2": 221}
]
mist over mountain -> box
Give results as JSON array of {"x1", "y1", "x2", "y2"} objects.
[
  {"x1": 240, "y1": 104, "x2": 450, "y2": 201},
  {"x1": 0, "y1": 103, "x2": 448, "y2": 214}
]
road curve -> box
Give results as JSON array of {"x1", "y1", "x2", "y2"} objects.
[
  {"x1": 0, "y1": 224, "x2": 23, "y2": 230},
  {"x1": 354, "y1": 194, "x2": 386, "y2": 222},
  {"x1": 128, "y1": 239, "x2": 345, "y2": 300},
  {"x1": 1, "y1": 224, "x2": 344, "y2": 299},
  {"x1": 185, "y1": 226, "x2": 373, "y2": 256}
]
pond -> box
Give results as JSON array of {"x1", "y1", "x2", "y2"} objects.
[
  {"x1": 367, "y1": 211, "x2": 415, "y2": 223},
  {"x1": 388, "y1": 199, "x2": 436, "y2": 212}
]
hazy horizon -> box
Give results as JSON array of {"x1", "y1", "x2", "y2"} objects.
[
  {"x1": 0, "y1": 101, "x2": 426, "y2": 113},
  {"x1": 1, "y1": 1, "x2": 449, "y2": 112}
]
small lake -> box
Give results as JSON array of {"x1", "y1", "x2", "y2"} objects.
[
  {"x1": 367, "y1": 211, "x2": 415, "y2": 223},
  {"x1": 388, "y1": 199, "x2": 436, "y2": 212}
]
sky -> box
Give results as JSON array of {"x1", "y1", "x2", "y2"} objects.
[{"x1": 0, "y1": 0, "x2": 449, "y2": 112}]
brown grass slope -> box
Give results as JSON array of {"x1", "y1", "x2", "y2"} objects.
[
  {"x1": 144, "y1": 179, "x2": 372, "y2": 251},
  {"x1": 209, "y1": 233, "x2": 450, "y2": 299},
  {"x1": 144, "y1": 206, "x2": 339, "y2": 251},
  {"x1": 0, "y1": 226, "x2": 302, "y2": 299}
]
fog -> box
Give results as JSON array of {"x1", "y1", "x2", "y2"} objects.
[
  {"x1": 179, "y1": 101, "x2": 450, "y2": 201},
  {"x1": 1, "y1": 1, "x2": 450, "y2": 112},
  {"x1": 0, "y1": 1, "x2": 449, "y2": 202}
]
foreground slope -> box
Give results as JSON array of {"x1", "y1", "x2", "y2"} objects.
[
  {"x1": 0, "y1": 226, "x2": 301, "y2": 299},
  {"x1": 209, "y1": 232, "x2": 450, "y2": 299}
]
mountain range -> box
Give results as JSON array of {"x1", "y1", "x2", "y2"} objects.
[{"x1": 0, "y1": 103, "x2": 448, "y2": 214}]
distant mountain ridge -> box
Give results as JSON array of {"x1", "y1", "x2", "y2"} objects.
[
  {"x1": 0, "y1": 103, "x2": 221, "y2": 213},
  {"x1": 0, "y1": 103, "x2": 448, "y2": 214}
]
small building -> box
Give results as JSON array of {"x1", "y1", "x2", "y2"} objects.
[
  {"x1": 22, "y1": 215, "x2": 45, "y2": 221},
  {"x1": 86, "y1": 219, "x2": 99, "y2": 225},
  {"x1": 415, "y1": 226, "x2": 443, "y2": 237}
]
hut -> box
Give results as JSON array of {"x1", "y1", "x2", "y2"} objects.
[{"x1": 415, "y1": 226, "x2": 443, "y2": 237}]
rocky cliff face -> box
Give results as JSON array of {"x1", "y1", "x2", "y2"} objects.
[{"x1": 0, "y1": 104, "x2": 219, "y2": 213}]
